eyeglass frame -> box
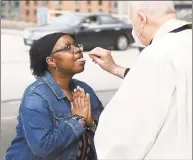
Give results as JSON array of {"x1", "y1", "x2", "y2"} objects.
[{"x1": 51, "y1": 43, "x2": 84, "y2": 55}]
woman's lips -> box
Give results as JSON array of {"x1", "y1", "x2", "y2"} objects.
[{"x1": 76, "y1": 58, "x2": 86, "y2": 65}]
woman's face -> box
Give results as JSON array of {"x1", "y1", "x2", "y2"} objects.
[{"x1": 47, "y1": 35, "x2": 85, "y2": 75}]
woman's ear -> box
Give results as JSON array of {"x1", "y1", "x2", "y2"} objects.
[
  {"x1": 46, "y1": 57, "x2": 56, "y2": 68},
  {"x1": 138, "y1": 10, "x2": 147, "y2": 24}
]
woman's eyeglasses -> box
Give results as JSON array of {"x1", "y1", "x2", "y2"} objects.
[{"x1": 51, "y1": 43, "x2": 83, "y2": 55}]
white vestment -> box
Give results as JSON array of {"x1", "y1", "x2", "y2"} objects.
[{"x1": 94, "y1": 19, "x2": 192, "y2": 160}]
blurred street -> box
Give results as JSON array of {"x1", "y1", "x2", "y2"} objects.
[{"x1": 1, "y1": 29, "x2": 139, "y2": 158}]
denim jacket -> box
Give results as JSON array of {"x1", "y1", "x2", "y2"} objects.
[{"x1": 5, "y1": 71, "x2": 103, "y2": 160}]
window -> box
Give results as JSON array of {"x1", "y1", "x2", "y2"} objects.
[
  {"x1": 98, "y1": 0, "x2": 102, "y2": 6},
  {"x1": 114, "y1": 2, "x2": 118, "y2": 8},
  {"x1": 26, "y1": 9, "x2": 30, "y2": 16},
  {"x1": 75, "y1": 9, "x2": 80, "y2": 12},
  {"x1": 42, "y1": 1, "x2": 48, "y2": 6},
  {"x1": 34, "y1": 1, "x2": 38, "y2": 6},
  {"x1": 83, "y1": 16, "x2": 99, "y2": 25},
  {"x1": 55, "y1": 13, "x2": 62, "y2": 17},
  {"x1": 26, "y1": 1, "x2": 30, "y2": 6},
  {"x1": 1, "y1": 1, "x2": 5, "y2": 7},
  {"x1": 56, "y1": 0, "x2": 62, "y2": 5},
  {"x1": 14, "y1": 1, "x2": 19, "y2": 7},
  {"x1": 34, "y1": 9, "x2": 37, "y2": 16},
  {"x1": 75, "y1": 0, "x2": 80, "y2": 6},
  {"x1": 87, "y1": 0, "x2": 91, "y2": 5},
  {"x1": 100, "y1": 15, "x2": 117, "y2": 24},
  {"x1": 50, "y1": 13, "x2": 85, "y2": 26}
]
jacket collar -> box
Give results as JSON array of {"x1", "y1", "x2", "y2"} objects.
[
  {"x1": 41, "y1": 71, "x2": 75, "y2": 100},
  {"x1": 152, "y1": 19, "x2": 190, "y2": 44}
]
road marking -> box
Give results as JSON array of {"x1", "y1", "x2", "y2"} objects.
[{"x1": 1, "y1": 115, "x2": 17, "y2": 120}]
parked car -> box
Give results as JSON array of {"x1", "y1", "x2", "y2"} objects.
[{"x1": 23, "y1": 12, "x2": 134, "y2": 50}]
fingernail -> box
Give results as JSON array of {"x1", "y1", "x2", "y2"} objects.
[
  {"x1": 77, "y1": 86, "x2": 80, "y2": 89},
  {"x1": 74, "y1": 89, "x2": 77, "y2": 92}
]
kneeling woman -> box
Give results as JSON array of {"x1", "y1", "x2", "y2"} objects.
[{"x1": 5, "y1": 33, "x2": 103, "y2": 160}]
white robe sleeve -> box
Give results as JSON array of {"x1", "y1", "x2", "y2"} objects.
[{"x1": 94, "y1": 56, "x2": 176, "y2": 159}]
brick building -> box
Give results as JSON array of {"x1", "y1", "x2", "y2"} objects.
[
  {"x1": 20, "y1": 1, "x2": 112, "y2": 23},
  {"x1": 1, "y1": 1, "x2": 191, "y2": 23},
  {"x1": 1, "y1": 1, "x2": 20, "y2": 20}
]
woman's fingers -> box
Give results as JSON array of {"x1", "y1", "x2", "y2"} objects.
[
  {"x1": 79, "y1": 88, "x2": 86, "y2": 109},
  {"x1": 85, "y1": 93, "x2": 90, "y2": 103},
  {"x1": 73, "y1": 86, "x2": 84, "y2": 109},
  {"x1": 76, "y1": 86, "x2": 82, "y2": 108},
  {"x1": 86, "y1": 93, "x2": 91, "y2": 109},
  {"x1": 71, "y1": 102, "x2": 75, "y2": 116},
  {"x1": 72, "y1": 86, "x2": 93, "y2": 122},
  {"x1": 85, "y1": 93, "x2": 93, "y2": 125},
  {"x1": 77, "y1": 87, "x2": 88, "y2": 117},
  {"x1": 85, "y1": 93, "x2": 90, "y2": 111},
  {"x1": 73, "y1": 88, "x2": 80, "y2": 109},
  {"x1": 71, "y1": 102, "x2": 73, "y2": 110}
]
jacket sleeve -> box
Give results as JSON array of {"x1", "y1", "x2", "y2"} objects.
[
  {"x1": 124, "y1": 68, "x2": 130, "y2": 78},
  {"x1": 21, "y1": 91, "x2": 85, "y2": 157},
  {"x1": 94, "y1": 58, "x2": 176, "y2": 159}
]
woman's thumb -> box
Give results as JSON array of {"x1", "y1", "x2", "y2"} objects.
[{"x1": 71, "y1": 102, "x2": 74, "y2": 109}]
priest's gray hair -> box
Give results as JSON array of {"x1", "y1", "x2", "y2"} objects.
[{"x1": 130, "y1": 1, "x2": 176, "y2": 18}]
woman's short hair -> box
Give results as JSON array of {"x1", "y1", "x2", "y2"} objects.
[{"x1": 29, "y1": 32, "x2": 76, "y2": 77}]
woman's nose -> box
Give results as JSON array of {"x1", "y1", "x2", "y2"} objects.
[{"x1": 74, "y1": 46, "x2": 82, "y2": 54}]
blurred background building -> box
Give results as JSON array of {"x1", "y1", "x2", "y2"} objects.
[
  {"x1": 1, "y1": 0, "x2": 192, "y2": 23},
  {"x1": 174, "y1": 1, "x2": 192, "y2": 19},
  {"x1": 1, "y1": 1, "x2": 20, "y2": 20},
  {"x1": 112, "y1": 1, "x2": 192, "y2": 21},
  {"x1": 1, "y1": 1, "x2": 112, "y2": 23},
  {"x1": 21, "y1": 1, "x2": 112, "y2": 23}
]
